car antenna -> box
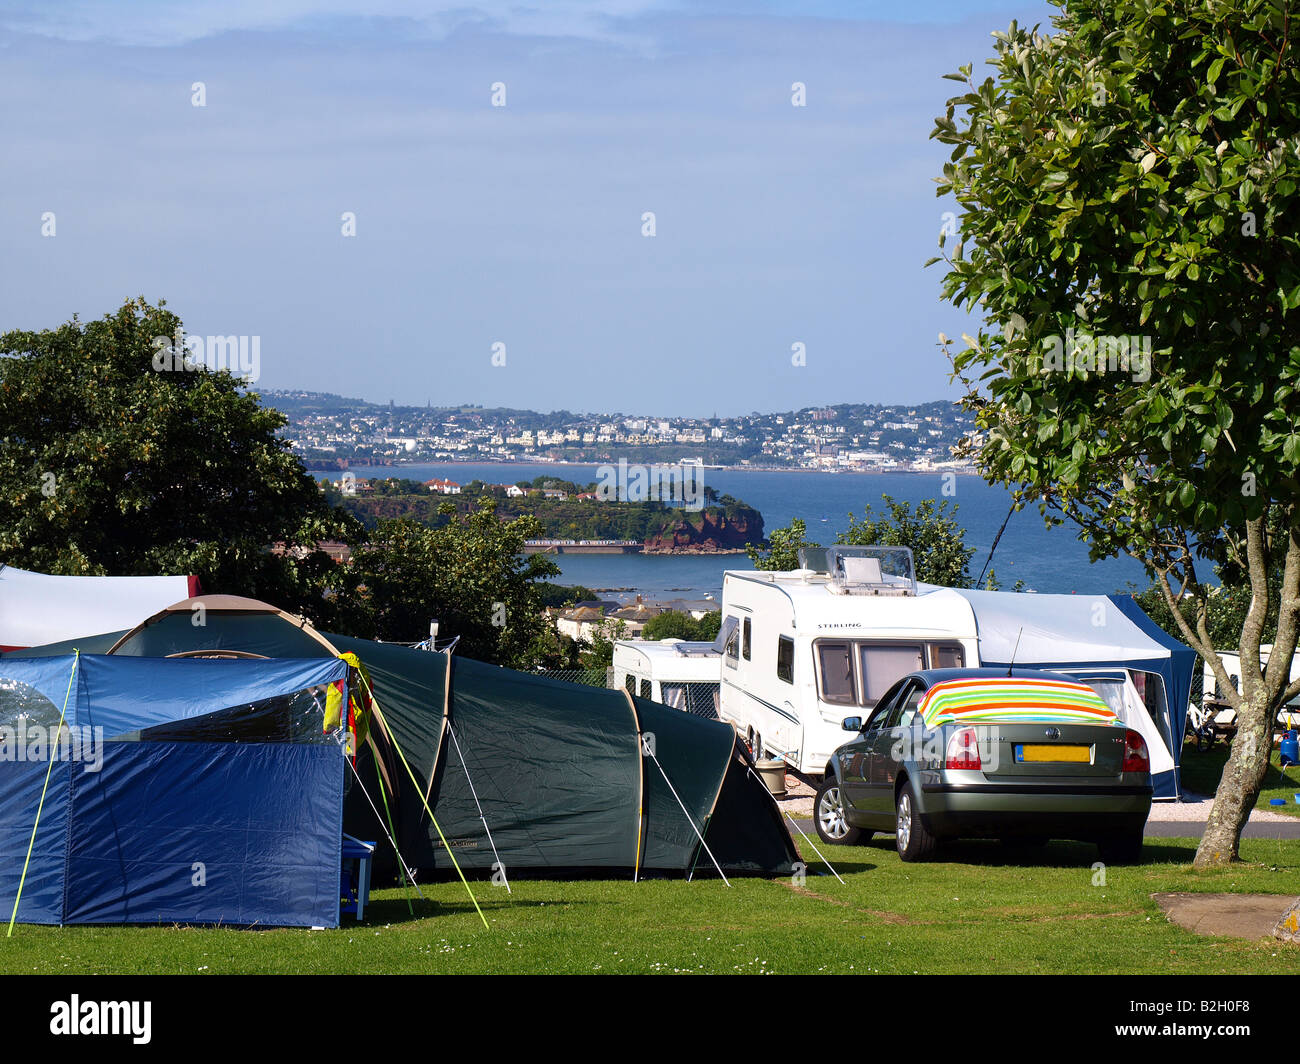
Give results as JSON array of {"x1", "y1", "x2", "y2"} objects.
[{"x1": 1007, "y1": 627, "x2": 1023, "y2": 677}]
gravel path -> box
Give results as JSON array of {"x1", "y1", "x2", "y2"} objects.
[
  {"x1": 1148, "y1": 791, "x2": 1296, "y2": 823},
  {"x1": 764, "y1": 772, "x2": 1300, "y2": 824}
]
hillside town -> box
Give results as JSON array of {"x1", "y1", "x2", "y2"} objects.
[{"x1": 270, "y1": 392, "x2": 979, "y2": 473}]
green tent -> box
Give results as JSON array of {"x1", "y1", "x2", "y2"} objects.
[{"x1": 11, "y1": 596, "x2": 797, "y2": 879}]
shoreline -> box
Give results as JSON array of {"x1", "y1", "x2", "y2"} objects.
[{"x1": 309, "y1": 459, "x2": 981, "y2": 477}]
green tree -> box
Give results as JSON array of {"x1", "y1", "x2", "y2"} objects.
[
  {"x1": 349, "y1": 501, "x2": 560, "y2": 666},
  {"x1": 747, "y1": 499, "x2": 974, "y2": 587},
  {"x1": 0, "y1": 298, "x2": 363, "y2": 627},
  {"x1": 747, "y1": 518, "x2": 817, "y2": 571},
  {"x1": 641, "y1": 609, "x2": 722, "y2": 642},
  {"x1": 579, "y1": 618, "x2": 627, "y2": 670},
  {"x1": 932, "y1": 0, "x2": 1300, "y2": 865},
  {"x1": 839, "y1": 496, "x2": 974, "y2": 588}
]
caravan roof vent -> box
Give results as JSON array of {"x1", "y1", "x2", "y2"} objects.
[{"x1": 806, "y1": 545, "x2": 916, "y2": 596}]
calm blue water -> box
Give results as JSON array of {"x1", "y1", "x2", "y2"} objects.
[{"x1": 334, "y1": 463, "x2": 1151, "y2": 602}]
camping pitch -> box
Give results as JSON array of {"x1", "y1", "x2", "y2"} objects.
[
  {"x1": 0, "y1": 653, "x2": 350, "y2": 928},
  {"x1": 11, "y1": 596, "x2": 799, "y2": 884}
]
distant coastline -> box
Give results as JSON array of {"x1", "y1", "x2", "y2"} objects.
[{"x1": 309, "y1": 458, "x2": 981, "y2": 477}]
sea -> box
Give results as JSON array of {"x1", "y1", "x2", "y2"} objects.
[{"x1": 331, "y1": 463, "x2": 1152, "y2": 605}]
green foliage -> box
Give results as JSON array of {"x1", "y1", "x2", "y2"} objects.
[
  {"x1": 578, "y1": 618, "x2": 627, "y2": 670},
  {"x1": 340, "y1": 489, "x2": 761, "y2": 545},
  {"x1": 748, "y1": 498, "x2": 974, "y2": 587},
  {"x1": 839, "y1": 495, "x2": 974, "y2": 588},
  {"x1": 641, "y1": 610, "x2": 722, "y2": 642},
  {"x1": 536, "y1": 582, "x2": 600, "y2": 609},
  {"x1": 368, "y1": 477, "x2": 430, "y2": 496},
  {"x1": 0, "y1": 297, "x2": 363, "y2": 628},
  {"x1": 348, "y1": 500, "x2": 560, "y2": 666},
  {"x1": 524, "y1": 623, "x2": 584, "y2": 670},
  {"x1": 932, "y1": 0, "x2": 1300, "y2": 578},
  {"x1": 1131, "y1": 575, "x2": 1279, "y2": 652},
  {"x1": 747, "y1": 518, "x2": 816, "y2": 571},
  {"x1": 931, "y1": 1, "x2": 1300, "y2": 863}
]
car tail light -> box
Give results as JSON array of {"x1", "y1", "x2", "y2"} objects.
[
  {"x1": 1121, "y1": 729, "x2": 1149, "y2": 773},
  {"x1": 945, "y1": 727, "x2": 981, "y2": 771}
]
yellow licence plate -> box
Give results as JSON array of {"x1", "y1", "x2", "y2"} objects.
[{"x1": 1018, "y1": 744, "x2": 1091, "y2": 764}]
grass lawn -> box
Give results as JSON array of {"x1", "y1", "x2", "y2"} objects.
[
  {"x1": 4, "y1": 835, "x2": 1298, "y2": 975},
  {"x1": 1178, "y1": 738, "x2": 1300, "y2": 817}
]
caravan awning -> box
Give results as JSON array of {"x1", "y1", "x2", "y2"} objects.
[{"x1": 942, "y1": 586, "x2": 1196, "y2": 799}]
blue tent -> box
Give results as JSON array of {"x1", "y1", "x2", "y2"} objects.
[
  {"x1": 0, "y1": 653, "x2": 350, "y2": 928},
  {"x1": 948, "y1": 589, "x2": 1196, "y2": 799}
]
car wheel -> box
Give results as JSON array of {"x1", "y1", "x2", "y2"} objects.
[
  {"x1": 896, "y1": 781, "x2": 937, "y2": 862},
  {"x1": 1097, "y1": 833, "x2": 1143, "y2": 865},
  {"x1": 814, "y1": 776, "x2": 864, "y2": 846}
]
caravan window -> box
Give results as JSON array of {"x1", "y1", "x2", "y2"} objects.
[
  {"x1": 776, "y1": 636, "x2": 795, "y2": 684},
  {"x1": 859, "y1": 644, "x2": 925, "y2": 706},
  {"x1": 816, "y1": 642, "x2": 857, "y2": 704},
  {"x1": 929, "y1": 643, "x2": 965, "y2": 670},
  {"x1": 640, "y1": 678, "x2": 652, "y2": 699},
  {"x1": 721, "y1": 615, "x2": 740, "y2": 669},
  {"x1": 742, "y1": 618, "x2": 752, "y2": 661},
  {"x1": 624, "y1": 674, "x2": 636, "y2": 696}
]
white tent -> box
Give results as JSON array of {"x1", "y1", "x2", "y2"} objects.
[{"x1": 0, "y1": 565, "x2": 196, "y2": 651}]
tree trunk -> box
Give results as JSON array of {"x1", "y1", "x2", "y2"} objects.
[{"x1": 1194, "y1": 693, "x2": 1274, "y2": 867}]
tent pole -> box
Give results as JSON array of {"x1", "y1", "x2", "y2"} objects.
[
  {"x1": 368, "y1": 738, "x2": 416, "y2": 913},
  {"x1": 444, "y1": 721, "x2": 511, "y2": 894},
  {"x1": 7, "y1": 651, "x2": 79, "y2": 938},
  {"x1": 355, "y1": 673, "x2": 490, "y2": 930},
  {"x1": 620, "y1": 692, "x2": 646, "y2": 882},
  {"x1": 745, "y1": 763, "x2": 845, "y2": 885},
  {"x1": 686, "y1": 813, "x2": 714, "y2": 882},
  {"x1": 344, "y1": 750, "x2": 425, "y2": 902},
  {"x1": 644, "y1": 750, "x2": 731, "y2": 887},
  {"x1": 781, "y1": 810, "x2": 845, "y2": 886}
]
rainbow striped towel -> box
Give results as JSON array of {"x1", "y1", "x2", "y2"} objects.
[{"x1": 919, "y1": 677, "x2": 1120, "y2": 728}]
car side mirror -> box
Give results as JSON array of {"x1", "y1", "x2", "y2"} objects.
[{"x1": 841, "y1": 716, "x2": 862, "y2": 732}]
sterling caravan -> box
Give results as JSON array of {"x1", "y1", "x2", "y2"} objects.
[{"x1": 716, "y1": 547, "x2": 978, "y2": 776}]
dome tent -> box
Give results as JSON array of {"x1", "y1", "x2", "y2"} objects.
[{"x1": 90, "y1": 596, "x2": 798, "y2": 879}]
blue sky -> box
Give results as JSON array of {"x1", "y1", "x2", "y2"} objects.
[{"x1": 0, "y1": 1, "x2": 1061, "y2": 416}]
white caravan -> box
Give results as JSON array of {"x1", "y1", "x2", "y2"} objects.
[
  {"x1": 716, "y1": 546, "x2": 979, "y2": 775},
  {"x1": 612, "y1": 638, "x2": 722, "y2": 718}
]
